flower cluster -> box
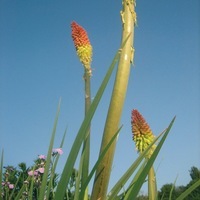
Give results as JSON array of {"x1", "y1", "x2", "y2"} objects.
[
  {"x1": 2, "y1": 181, "x2": 14, "y2": 189},
  {"x1": 131, "y1": 109, "x2": 156, "y2": 158},
  {"x1": 1, "y1": 166, "x2": 15, "y2": 198},
  {"x1": 71, "y1": 21, "x2": 93, "y2": 76},
  {"x1": 1, "y1": 148, "x2": 63, "y2": 199},
  {"x1": 52, "y1": 148, "x2": 63, "y2": 156},
  {"x1": 27, "y1": 148, "x2": 63, "y2": 178}
]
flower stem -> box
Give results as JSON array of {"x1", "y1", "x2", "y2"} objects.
[
  {"x1": 82, "y1": 69, "x2": 91, "y2": 200},
  {"x1": 148, "y1": 167, "x2": 157, "y2": 200},
  {"x1": 91, "y1": 1, "x2": 136, "y2": 199}
]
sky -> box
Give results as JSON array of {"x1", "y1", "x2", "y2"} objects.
[{"x1": 0, "y1": 0, "x2": 200, "y2": 195}]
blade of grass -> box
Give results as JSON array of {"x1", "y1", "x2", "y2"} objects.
[
  {"x1": 74, "y1": 150, "x2": 83, "y2": 200},
  {"x1": 79, "y1": 126, "x2": 123, "y2": 200},
  {"x1": 124, "y1": 116, "x2": 176, "y2": 200},
  {"x1": 169, "y1": 175, "x2": 178, "y2": 200},
  {"x1": 107, "y1": 128, "x2": 166, "y2": 200},
  {"x1": 45, "y1": 122, "x2": 67, "y2": 200},
  {"x1": 54, "y1": 37, "x2": 130, "y2": 200},
  {"x1": 53, "y1": 127, "x2": 67, "y2": 171},
  {"x1": 38, "y1": 99, "x2": 61, "y2": 200},
  {"x1": 176, "y1": 179, "x2": 200, "y2": 200}
]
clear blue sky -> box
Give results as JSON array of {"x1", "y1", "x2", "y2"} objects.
[{"x1": 1, "y1": 0, "x2": 199, "y2": 194}]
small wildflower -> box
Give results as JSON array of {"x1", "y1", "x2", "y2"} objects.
[
  {"x1": 71, "y1": 21, "x2": 93, "y2": 76},
  {"x1": 38, "y1": 155, "x2": 46, "y2": 160},
  {"x1": 52, "y1": 148, "x2": 63, "y2": 155},
  {"x1": 131, "y1": 109, "x2": 156, "y2": 158},
  {"x1": 28, "y1": 170, "x2": 38, "y2": 176},
  {"x1": 36, "y1": 167, "x2": 44, "y2": 174},
  {"x1": 8, "y1": 184, "x2": 14, "y2": 189}
]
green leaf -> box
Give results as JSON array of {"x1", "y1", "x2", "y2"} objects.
[
  {"x1": 176, "y1": 179, "x2": 200, "y2": 200},
  {"x1": 54, "y1": 47, "x2": 122, "y2": 200},
  {"x1": 46, "y1": 128, "x2": 67, "y2": 199},
  {"x1": 124, "y1": 117, "x2": 176, "y2": 200},
  {"x1": 169, "y1": 175, "x2": 178, "y2": 200},
  {"x1": 38, "y1": 99, "x2": 61, "y2": 200},
  {"x1": 54, "y1": 127, "x2": 67, "y2": 170}
]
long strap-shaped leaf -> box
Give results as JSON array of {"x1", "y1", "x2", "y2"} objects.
[
  {"x1": 45, "y1": 128, "x2": 67, "y2": 199},
  {"x1": 124, "y1": 116, "x2": 176, "y2": 200},
  {"x1": 54, "y1": 37, "x2": 130, "y2": 199},
  {"x1": 38, "y1": 99, "x2": 61, "y2": 200}
]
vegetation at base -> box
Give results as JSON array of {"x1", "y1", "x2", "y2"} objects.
[
  {"x1": 136, "y1": 166, "x2": 200, "y2": 200},
  {"x1": 2, "y1": 162, "x2": 200, "y2": 200}
]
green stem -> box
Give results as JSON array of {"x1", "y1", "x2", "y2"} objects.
[
  {"x1": 91, "y1": 1, "x2": 136, "y2": 199},
  {"x1": 75, "y1": 69, "x2": 91, "y2": 200},
  {"x1": 81, "y1": 69, "x2": 91, "y2": 200},
  {"x1": 148, "y1": 167, "x2": 157, "y2": 200}
]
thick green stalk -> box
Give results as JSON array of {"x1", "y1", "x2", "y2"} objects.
[
  {"x1": 91, "y1": 1, "x2": 136, "y2": 199},
  {"x1": 148, "y1": 166, "x2": 157, "y2": 200}
]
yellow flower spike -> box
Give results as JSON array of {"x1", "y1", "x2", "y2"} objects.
[
  {"x1": 131, "y1": 109, "x2": 156, "y2": 158},
  {"x1": 71, "y1": 21, "x2": 93, "y2": 76}
]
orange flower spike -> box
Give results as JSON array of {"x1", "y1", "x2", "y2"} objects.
[
  {"x1": 131, "y1": 109, "x2": 156, "y2": 158},
  {"x1": 71, "y1": 21, "x2": 92, "y2": 76}
]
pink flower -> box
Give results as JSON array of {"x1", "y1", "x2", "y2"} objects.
[
  {"x1": 38, "y1": 155, "x2": 46, "y2": 160},
  {"x1": 36, "y1": 167, "x2": 44, "y2": 174},
  {"x1": 52, "y1": 148, "x2": 63, "y2": 155},
  {"x1": 8, "y1": 184, "x2": 14, "y2": 189},
  {"x1": 28, "y1": 170, "x2": 38, "y2": 176}
]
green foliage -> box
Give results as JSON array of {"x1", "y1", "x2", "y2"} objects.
[
  {"x1": 157, "y1": 166, "x2": 200, "y2": 200},
  {"x1": 1, "y1": 154, "x2": 74, "y2": 199},
  {"x1": 189, "y1": 166, "x2": 200, "y2": 181},
  {"x1": 182, "y1": 167, "x2": 200, "y2": 200}
]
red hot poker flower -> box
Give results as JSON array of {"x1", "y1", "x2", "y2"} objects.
[
  {"x1": 131, "y1": 109, "x2": 156, "y2": 158},
  {"x1": 71, "y1": 21, "x2": 92, "y2": 75}
]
